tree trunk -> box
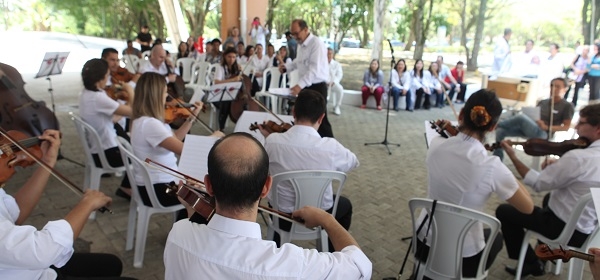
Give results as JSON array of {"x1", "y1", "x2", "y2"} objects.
[
  {"x1": 371, "y1": 0, "x2": 387, "y2": 60},
  {"x1": 468, "y1": 0, "x2": 487, "y2": 70},
  {"x1": 583, "y1": 0, "x2": 591, "y2": 44}
]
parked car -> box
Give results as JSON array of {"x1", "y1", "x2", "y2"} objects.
[
  {"x1": 341, "y1": 38, "x2": 360, "y2": 48},
  {"x1": 321, "y1": 38, "x2": 339, "y2": 52}
]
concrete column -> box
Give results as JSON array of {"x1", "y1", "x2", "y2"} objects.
[{"x1": 220, "y1": 0, "x2": 268, "y2": 45}]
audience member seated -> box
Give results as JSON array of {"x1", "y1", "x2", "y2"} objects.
[
  {"x1": 361, "y1": 59, "x2": 384, "y2": 110},
  {"x1": 436, "y1": 56, "x2": 458, "y2": 100},
  {"x1": 163, "y1": 132, "x2": 371, "y2": 279},
  {"x1": 249, "y1": 44, "x2": 270, "y2": 91},
  {"x1": 258, "y1": 89, "x2": 359, "y2": 253},
  {"x1": 238, "y1": 45, "x2": 254, "y2": 65},
  {"x1": 327, "y1": 48, "x2": 344, "y2": 115},
  {"x1": 420, "y1": 90, "x2": 534, "y2": 278},
  {"x1": 223, "y1": 26, "x2": 244, "y2": 47},
  {"x1": 236, "y1": 42, "x2": 245, "y2": 61},
  {"x1": 410, "y1": 59, "x2": 432, "y2": 111},
  {"x1": 177, "y1": 42, "x2": 190, "y2": 60},
  {"x1": 122, "y1": 39, "x2": 142, "y2": 59},
  {"x1": 493, "y1": 78, "x2": 574, "y2": 161},
  {"x1": 390, "y1": 59, "x2": 410, "y2": 112},
  {"x1": 205, "y1": 39, "x2": 223, "y2": 65},
  {"x1": 428, "y1": 62, "x2": 444, "y2": 109},
  {"x1": 496, "y1": 103, "x2": 600, "y2": 278},
  {"x1": 446, "y1": 61, "x2": 467, "y2": 104}
]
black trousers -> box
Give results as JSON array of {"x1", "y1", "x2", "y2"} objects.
[
  {"x1": 414, "y1": 88, "x2": 430, "y2": 110},
  {"x1": 496, "y1": 193, "x2": 590, "y2": 264},
  {"x1": 565, "y1": 75, "x2": 587, "y2": 106},
  {"x1": 415, "y1": 228, "x2": 503, "y2": 278},
  {"x1": 306, "y1": 82, "x2": 334, "y2": 138},
  {"x1": 271, "y1": 195, "x2": 352, "y2": 253},
  {"x1": 91, "y1": 147, "x2": 130, "y2": 189},
  {"x1": 53, "y1": 253, "x2": 135, "y2": 280}
]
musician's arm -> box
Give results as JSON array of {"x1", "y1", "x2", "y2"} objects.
[
  {"x1": 159, "y1": 137, "x2": 184, "y2": 156},
  {"x1": 588, "y1": 248, "x2": 600, "y2": 280},
  {"x1": 113, "y1": 104, "x2": 132, "y2": 118},
  {"x1": 506, "y1": 180, "x2": 534, "y2": 214}
]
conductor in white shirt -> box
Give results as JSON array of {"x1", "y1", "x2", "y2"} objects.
[
  {"x1": 328, "y1": 48, "x2": 344, "y2": 115},
  {"x1": 279, "y1": 19, "x2": 333, "y2": 138},
  {"x1": 493, "y1": 28, "x2": 512, "y2": 75}
]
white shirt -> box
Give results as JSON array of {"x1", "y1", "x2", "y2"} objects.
[
  {"x1": 438, "y1": 64, "x2": 452, "y2": 81},
  {"x1": 131, "y1": 116, "x2": 177, "y2": 185},
  {"x1": 284, "y1": 33, "x2": 329, "y2": 88},
  {"x1": 390, "y1": 69, "x2": 411, "y2": 90},
  {"x1": 138, "y1": 60, "x2": 180, "y2": 76},
  {"x1": 410, "y1": 70, "x2": 431, "y2": 92},
  {"x1": 264, "y1": 125, "x2": 359, "y2": 213},
  {"x1": 493, "y1": 37, "x2": 511, "y2": 73},
  {"x1": 421, "y1": 133, "x2": 519, "y2": 257},
  {"x1": 328, "y1": 59, "x2": 343, "y2": 84},
  {"x1": 250, "y1": 26, "x2": 268, "y2": 48},
  {"x1": 164, "y1": 214, "x2": 372, "y2": 280},
  {"x1": 78, "y1": 89, "x2": 120, "y2": 153},
  {"x1": 0, "y1": 189, "x2": 74, "y2": 280},
  {"x1": 250, "y1": 55, "x2": 271, "y2": 86},
  {"x1": 427, "y1": 73, "x2": 442, "y2": 91},
  {"x1": 523, "y1": 140, "x2": 600, "y2": 234}
]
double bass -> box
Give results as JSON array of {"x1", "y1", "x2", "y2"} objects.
[{"x1": 0, "y1": 63, "x2": 59, "y2": 136}]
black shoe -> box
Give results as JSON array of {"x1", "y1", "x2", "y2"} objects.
[
  {"x1": 505, "y1": 260, "x2": 545, "y2": 277},
  {"x1": 115, "y1": 188, "x2": 131, "y2": 201}
]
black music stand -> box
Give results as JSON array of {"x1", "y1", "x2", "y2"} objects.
[
  {"x1": 364, "y1": 39, "x2": 401, "y2": 155},
  {"x1": 35, "y1": 52, "x2": 84, "y2": 167},
  {"x1": 207, "y1": 82, "x2": 241, "y2": 130}
]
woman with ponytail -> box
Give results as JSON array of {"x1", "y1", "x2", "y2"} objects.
[{"x1": 414, "y1": 89, "x2": 535, "y2": 277}]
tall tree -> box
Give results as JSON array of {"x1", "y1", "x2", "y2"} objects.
[
  {"x1": 582, "y1": 0, "x2": 600, "y2": 44},
  {"x1": 371, "y1": 0, "x2": 387, "y2": 60},
  {"x1": 410, "y1": 0, "x2": 435, "y2": 60},
  {"x1": 181, "y1": 0, "x2": 216, "y2": 37}
]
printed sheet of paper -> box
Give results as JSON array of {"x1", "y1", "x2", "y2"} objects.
[
  {"x1": 234, "y1": 111, "x2": 294, "y2": 145},
  {"x1": 268, "y1": 87, "x2": 293, "y2": 97},
  {"x1": 178, "y1": 135, "x2": 218, "y2": 181}
]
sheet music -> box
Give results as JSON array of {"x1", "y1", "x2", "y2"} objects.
[
  {"x1": 206, "y1": 82, "x2": 241, "y2": 102},
  {"x1": 188, "y1": 91, "x2": 205, "y2": 104},
  {"x1": 234, "y1": 111, "x2": 294, "y2": 145},
  {"x1": 269, "y1": 87, "x2": 293, "y2": 97},
  {"x1": 35, "y1": 52, "x2": 70, "y2": 78},
  {"x1": 178, "y1": 135, "x2": 218, "y2": 180}
]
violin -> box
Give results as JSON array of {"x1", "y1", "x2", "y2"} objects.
[
  {"x1": 164, "y1": 105, "x2": 193, "y2": 124},
  {"x1": 249, "y1": 120, "x2": 293, "y2": 133},
  {"x1": 105, "y1": 67, "x2": 136, "y2": 101},
  {"x1": 0, "y1": 130, "x2": 42, "y2": 184},
  {"x1": 0, "y1": 128, "x2": 111, "y2": 213},
  {"x1": 485, "y1": 138, "x2": 591, "y2": 157},
  {"x1": 535, "y1": 244, "x2": 594, "y2": 262}
]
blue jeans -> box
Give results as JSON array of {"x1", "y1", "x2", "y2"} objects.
[
  {"x1": 391, "y1": 86, "x2": 402, "y2": 110},
  {"x1": 493, "y1": 114, "x2": 547, "y2": 160}
]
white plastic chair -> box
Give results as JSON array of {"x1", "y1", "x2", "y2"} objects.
[
  {"x1": 409, "y1": 198, "x2": 501, "y2": 280},
  {"x1": 287, "y1": 69, "x2": 299, "y2": 87},
  {"x1": 115, "y1": 136, "x2": 185, "y2": 268},
  {"x1": 176, "y1": 57, "x2": 196, "y2": 83},
  {"x1": 141, "y1": 50, "x2": 151, "y2": 60},
  {"x1": 207, "y1": 63, "x2": 225, "y2": 130},
  {"x1": 122, "y1": 55, "x2": 140, "y2": 74},
  {"x1": 514, "y1": 193, "x2": 598, "y2": 280},
  {"x1": 266, "y1": 170, "x2": 347, "y2": 252},
  {"x1": 255, "y1": 67, "x2": 281, "y2": 113},
  {"x1": 69, "y1": 112, "x2": 126, "y2": 219}
]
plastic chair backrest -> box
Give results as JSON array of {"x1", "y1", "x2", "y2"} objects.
[
  {"x1": 266, "y1": 67, "x2": 283, "y2": 89},
  {"x1": 206, "y1": 63, "x2": 219, "y2": 86},
  {"x1": 69, "y1": 112, "x2": 113, "y2": 171},
  {"x1": 554, "y1": 193, "x2": 594, "y2": 243},
  {"x1": 177, "y1": 57, "x2": 196, "y2": 83},
  {"x1": 122, "y1": 55, "x2": 140, "y2": 74},
  {"x1": 270, "y1": 170, "x2": 347, "y2": 236},
  {"x1": 189, "y1": 61, "x2": 211, "y2": 87},
  {"x1": 287, "y1": 70, "x2": 299, "y2": 87},
  {"x1": 142, "y1": 50, "x2": 151, "y2": 60},
  {"x1": 259, "y1": 67, "x2": 273, "y2": 92},
  {"x1": 115, "y1": 136, "x2": 163, "y2": 208},
  {"x1": 409, "y1": 198, "x2": 501, "y2": 280}
]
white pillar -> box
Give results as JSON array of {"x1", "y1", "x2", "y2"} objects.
[{"x1": 240, "y1": 0, "x2": 248, "y2": 44}]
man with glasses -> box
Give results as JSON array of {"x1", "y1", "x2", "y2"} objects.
[
  {"x1": 496, "y1": 102, "x2": 600, "y2": 278},
  {"x1": 279, "y1": 19, "x2": 333, "y2": 138},
  {"x1": 493, "y1": 77, "x2": 574, "y2": 161}
]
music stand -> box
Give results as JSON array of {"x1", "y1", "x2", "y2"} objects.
[
  {"x1": 364, "y1": 39, "x2": 401, "y2": 155},
  {"x1": 34, "y1": 52, "x2": 84, "y2": 167},
  {"x1": 206, "y1": 82, "x2": 241, "y2": 130}
]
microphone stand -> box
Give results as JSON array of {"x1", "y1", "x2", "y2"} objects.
[{"x1": 364, "y1": 39, "x2": 401, "y2": 155}]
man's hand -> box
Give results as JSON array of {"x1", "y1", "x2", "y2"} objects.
[
  {"x1": 535, "y1": 119, "x2": 549, "y2": 131},
  {"x1": 192, "y1": 101, "x2": 204, "y2": 116},
  {"x1": 79, "y1": 189, "x2": 112, "y2": 212},
  {"x1": 292, "y1": 206, "x2": 333, "y2": 229},
  {"x1": 290, "y1": 85, "x2": 301, "y2": 96},
  {"x1": 541, "y1": 158, "x2": 558, "y2": 170},
  {"x1": 500, "y1": 139, "x2": 516, "y2": 157},
  {"x1": 278, "y1": 64, "x2": 286, "y2": 74},
  {"x1": 589, "y1": 248, "x2": 600, "y2": 280},
  {"x1": 38, "y1": 129, "x2": 61, "y2": 166}
]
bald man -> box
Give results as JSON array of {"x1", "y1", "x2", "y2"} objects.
[
  {"x1": 164, "y1": 133, "x2": 371, "y2": 280},
  {"x1": 138, "y1": 44, "x2": 179, "y2": 83}
]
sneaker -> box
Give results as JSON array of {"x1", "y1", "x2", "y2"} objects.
[
  {"x1": 360, "y1": 105, "x2": 366, "y2": 109},
  {"x1": 333, "y1": 106, "x2": 341, "y2": 115},
  {"x1": 505, "y1": 260, "x2": 545, "y2": 277},
  {"x1": 377, "y1": 106, "x2": 382, "y2": 110}
]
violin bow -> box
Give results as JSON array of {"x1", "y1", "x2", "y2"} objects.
[
  {"x1": 250, "y1": 96, "x2": 287, "y2": 124},
  {"x1": 165, "y1": 92, "x2": 215, "y2": 134},
  {"x1": 0, "y1": 127, "x2": 112, "y2": 213}
]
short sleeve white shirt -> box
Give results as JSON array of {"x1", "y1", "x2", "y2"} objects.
[
  {"x1": 164, "y1": 214, "x2": 372, "y2": 280},
  {"x1": 264, "y1": 125, "x2": 359, "y2": 213},
  {"x1": 421, "y1": 133, "x2": 519, "y2": 257},
  {"x1": 131, "y1": 116, "x2": 177, "y2": 185},
  {"x1": 78, "y1": 89, "x2": 120, "y2": 153},
  {"x1": 0, "y1": 189, "x2": 74, "y2": 280}
]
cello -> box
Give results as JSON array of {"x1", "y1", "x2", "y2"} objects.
[
  {"x1": 0, "y1": 63, "x2": 59, "y2": 136},
  {"x1": 229, "y1": 61, "x2": 260, "y2": 123}
]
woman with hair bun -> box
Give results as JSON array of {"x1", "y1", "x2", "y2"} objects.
[{"x1": 414, "y1": 89, "x2": 535, "y2": 277}]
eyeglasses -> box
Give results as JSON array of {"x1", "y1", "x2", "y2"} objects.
[{"x1": 290, "y1": 28, "x2": 305, "y2": 37}]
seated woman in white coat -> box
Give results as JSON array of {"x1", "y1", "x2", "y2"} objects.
[{"x1": 390, "y1": 59, "x2": 411, "y2": 112}]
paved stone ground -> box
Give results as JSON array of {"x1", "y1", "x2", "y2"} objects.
[{"x1": 5, "y1": 67, "x2": 592, "y2": 280}]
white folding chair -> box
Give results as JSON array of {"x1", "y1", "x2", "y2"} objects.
[
  {"x1": 409, "y1": 198, "x2": 501, "y2": 280},
  {"x1": 176, "y1": 57, "x2": 196, "y2": 83},
  {"x1": 141, "y1": 50, "x2": 151, "y2": 60},
  {"x1": 266, "y1": 170, "x2": 347, "y2": 252},
  {"x1": 255, "y1": 67, "x2": 280, "y2": 113},
  {"x1": 514, "y1": 193, "x2": 598, "y2": 280},
  {"x1": 122, "y1": 54, "x2": 140, "y2": 74},
  {"x1": 69, "y1": 112, "x2": 125, "y2": 219},
  {"x1": 115, "y1": 136, "x2": 185, "y2": 268}
]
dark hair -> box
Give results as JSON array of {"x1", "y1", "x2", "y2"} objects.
[
  {"x1": 550, "y1": 77, "x2": 567, "y2": 88},
  {"x1": 81, "y1": 58, "x2": 108, "y2": 91},
  {"x1": 211, "y1": 38, "x2": 222, "y2": 45},
  {"x1": 293, "y1": 19, "x2": 308, "y2": 30},
  {"x1": 285, "y1": 31, "x2": 291, "y2": 37},
  {"x1": 126, "y1": 39, "x2": 133, "y2": 44},
  {"x1": 504, "y1": 28, "x2": 512, "y2": 35},
  {"x1": 369, "y1": 59, "x2": 380, "y2": 76},
  {"x1": 412, "y1": 59, "x2": 424, "y2": 78},
  {"x1": 221, "y1": 47, "x2": 240, "y2": 75},
  {"x1": 550, "y1": 43, "x2": 560, "y2": 50},
  {"x1": 237, "y1": 41, "x2": 245, "y2": 47},
  {"x1": 142, "y1": 25, "x2": 149, "y2": 29},
  {"x1": 394, "y1": 59, "x2": 407, "y2": 73},
  {"x1": 428, "y1": 62, "x2": 439, "y2": 78},
  {"x1": 459, "y1": 89, "x2": 502, "y2": 138},
  {"x1": 456, "y1": 61, "x2": 464, "y2": 66},
  {"x1": 244, "y1": 45, "x2": 254, "y2": 57},
  {"x1": 294, "y1": 89, "x2": 326, "y2": 123},
  {"x1": 579, "y1": 103, "x2": 600, "y2": 126},
  {"x1": 101, "y1": 48, "x2": 118, "y2": 59},
  {"x1": 207, "y1": 133, "x2": 269, "y2": 212},
  {"x1": 526, "y1": 39, "x2": 534, "y2": 45},
  {"x1": 437, "y1": 55, "x2": 444, "y2": 61}
]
